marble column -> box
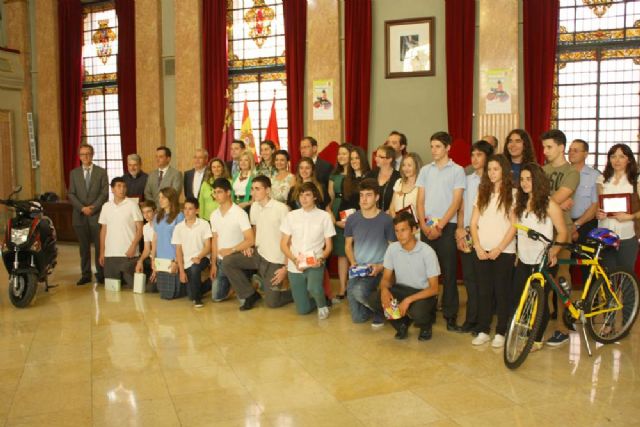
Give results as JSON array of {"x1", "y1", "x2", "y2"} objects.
[
  {"x1": 135, "y1": 0, "x2": 165, "y2": 173},
  {"x1": 173, "y1": 0, "x2": 203, "y2": 174},
  {"x1": 305, "y1": 0, "x2": 342, "y2": 151},
  {"x1": 33, "y1": 0, "x2": 65, "y2": 196}
]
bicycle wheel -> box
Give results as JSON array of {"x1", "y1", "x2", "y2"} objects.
[
  {"x1": 585, "y1": 267, "x2": 639, "y2": 344},
  {"x1": 504, "y1": 279, "x2": 544, "y2": 370}
]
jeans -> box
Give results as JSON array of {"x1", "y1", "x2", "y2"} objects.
[
  {"x1": 422, "y1": 223, "x2": 459, "y2": 320},
  {"x1": 212, "y1": 257, "x2": 231, "y2": 301},
  {"x1": 185, "y1": 257, "x2": 212, "y2": 301},
  {"x1": 288, "y1": 266, "x2": 326, "y2": 314},
  {"x1": 347, "y1": 275, "x2": 381, "y2": 323}
]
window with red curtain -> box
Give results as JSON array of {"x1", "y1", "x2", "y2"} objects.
[
  {"x1": 81, "y1": 1, "x2": 123, "y2": 179},
  {"x1": 228, "y1": 0, "x2": 289, "y2": 150},
  {"x1": 552, "y1": 0, "x2": 640, "y2": 170}
]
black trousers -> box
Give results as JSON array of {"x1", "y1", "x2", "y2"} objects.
[
  {"x1": 475, "y1": 252, "x2": 515, "y2": 335},
  {"x1": 460, "y1": 250, "x2": 480, "y2": 325},
  {"x1": 422, "y1": 223, "x2": 459, "y2": 320},
  {"x1": 369, "y1": 284, "x2": 437, "y2": 329},
  {"x1": 74, "y1": 222, "x2": 103, "y2": 280}
]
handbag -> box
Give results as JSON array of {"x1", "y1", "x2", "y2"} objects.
[{"x1": 631, "y1": 182, "x2": 640, "y2": 239}]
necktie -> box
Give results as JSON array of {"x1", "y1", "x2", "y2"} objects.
[
  {"x1": 159, "y1": 170, "x2": 164, "y2": 182},
  {"x1": 84, "y1": 168, "x2": 91, "y2": 190}
]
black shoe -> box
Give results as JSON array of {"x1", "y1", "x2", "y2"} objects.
[
  {"x1": 239, "y1": 292, "x2": 262, "y2": 311},
  {"x1": 461, "y1": 322, "x2": 476, "y2": 333},
  {"x1": 394, "y1": 323, "x2": 409, "y2": 340},
  {"x1": 446, "y1": 318, "x2": 463, "y2": 332},
  {"x1": 418, "y1": 326, "x2": 432, "y2": 341},
  {"x1": 193, "y1": 299, "x2": 204, "y2": 308},
  {"x1": 96, "y1": 275, "x2": 105, "y2": 285},
  {"x1": 76, "y1": 277, "x2": 91, "y2": 286}
]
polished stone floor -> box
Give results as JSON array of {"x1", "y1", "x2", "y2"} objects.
[{"x1": 0, "y1": 243, "x2": 638, "y2": 426}]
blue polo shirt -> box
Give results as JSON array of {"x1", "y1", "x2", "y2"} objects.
[
  {"x1": 416, "y1": 159, "x2": 466, "y2": 223},
  {"x1": 154, "y1": 212, "x2": 185, "y2": 260},
  {"x1": 463, "y1": 172, "x2": 481, "y2": 228},
  {"x1": 383, "y1": 241, "x2": 441, "y2": 290},
  {"x1": 571, "y1": 165, "x2": 600, "y2": 219}
]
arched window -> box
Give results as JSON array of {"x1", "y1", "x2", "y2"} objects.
[
  {"x1": 228, "y1": 0, "x2": 288, "y2": 150},
  {"x1": 81, "y1": 1, "x2": 122, "y2": 178},
  {"x1": 552, "y1": 0, "x2": 640, "y2": 169}
]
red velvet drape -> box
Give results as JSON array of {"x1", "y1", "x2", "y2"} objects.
[
  {"x1": 203, "y1": 0, "x2": 228, "y2": 157},
  {"x1": 344, "y1": 0, "x2": 372, "y2": 150},
  {"x1": 59, "y1": 0, "x2": 83, "y2": 188},
  {"x1": 116, "y1": 0, "x2": 136, "y2": 169},
  {"x1": 523, "y1": 0, "x2": 559, "y2": 164},
  {"x1": 445, "y1": 0, "x2": 475, "y2": 162},
  {"x1": 283, "y1": 0, "x2": 306, "y2": 168}
]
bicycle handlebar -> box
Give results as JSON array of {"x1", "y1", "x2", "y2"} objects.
[{"x1": 514, "y1": 223, "x2": 596, "y2": 256}]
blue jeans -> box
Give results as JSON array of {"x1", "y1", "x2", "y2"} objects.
[
  {"x1": 347, "y1": 275, "x2": 381, "y2": 323},
  {"x1": 185, "y1": 257, "x2": 212, "y2": 301},
  {"x1": 212, "y1": 257, "x2": 231, "y2": 301}
]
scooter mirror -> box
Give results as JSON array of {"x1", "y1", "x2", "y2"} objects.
[{"x1": 9, "y1": 185, "x2": 22, "y2": 199}]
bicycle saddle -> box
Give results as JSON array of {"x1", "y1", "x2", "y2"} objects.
[{"x1": 587, "y1": 228, "x2": 621, "y2": 249}]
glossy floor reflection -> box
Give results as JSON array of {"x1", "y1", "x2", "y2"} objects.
[{"x1": 0, "y1": 244, "x2": 639, "y2": 426}]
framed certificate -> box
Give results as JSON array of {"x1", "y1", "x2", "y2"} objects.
[{"x1": 599, "y1": 193, "x2": 631, "y2": 216}]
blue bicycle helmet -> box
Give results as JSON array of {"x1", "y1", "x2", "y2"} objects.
[{"x1": 587, "y1": 228, "x2": 621, "y2": 249}]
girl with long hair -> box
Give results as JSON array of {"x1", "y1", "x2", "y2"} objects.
[
  {"x1": 596, "y1": 143, "x2": 640, "y2": 271},
  {"x1": 199, "y1": 158, "x2": 231, "y2": 220},
  {"x1": 512, "y1": 162, "x2": 567, "y2": 351},
  {"x1": 470, "y1": 154, "x2": 516, "y2": 347},
  {"x1": 366, "y1": 145, "x2": 401, "y2": 212},
  {"x1": 256, "y1": 140, "x2": 277, "y2": 178},
  {"x1": 151, "y1": 187, "x2": 184, "y2": 280},
  {"x1": 271, "y1": 150, "x2": 296, "y2": 203},
  {"x1": 344, "y1": 146, "x2": 371, "y2": 210},
  {"x1": 286, "y1": 157, "x2": 327, "y2": 210},
  {"x1": 389, "y1": 152, "x2": 423, "y2": 218}
]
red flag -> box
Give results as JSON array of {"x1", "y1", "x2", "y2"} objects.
[
  {"x1": 217, "y1": 89, "x2": 234, "y2": 161},
  {"x1": 264, "y1": 97, "x2": 280, "y2": 149}
]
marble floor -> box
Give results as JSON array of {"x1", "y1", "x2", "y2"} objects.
[{"x1": 0, "y1": 243, "x2": 639, "y2": 427}]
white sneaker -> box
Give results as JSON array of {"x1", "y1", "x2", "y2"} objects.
[
  {"x1": 318, "y1": 306, "x2": 330, "y2": 320},
  {"x1": 491, "y1": 334, "x2": 505, "y2": 348},
  {"x1": 472, "y1": 332, "x2": 491, "y2": 345}
]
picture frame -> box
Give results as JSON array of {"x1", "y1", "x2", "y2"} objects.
[
  {"x1": 385, "y1": 17, "x2": 435, "y2": 79},
  {"x1": 599, "y1": 193, "x2": 631, "y2": 216}
]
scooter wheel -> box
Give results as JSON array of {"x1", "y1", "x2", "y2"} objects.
[{"x1": 8, "y1": 273, "x2": 37, "y2": 308}]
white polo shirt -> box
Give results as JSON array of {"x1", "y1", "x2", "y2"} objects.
[
  {"x1": 280, "y1": 207, "x2": 336, "y2": 273},
  {"x1": 171, "y1": 217, "x2": 212, "y2": 269},
  {"x1": 210, "y1": 203, "x2": 252, "y2": 258},
  {"x1": 143, "y1": 222, "x2": 154, "y2": 243},
  {"x1": 98, "y1": 198, "x2": 143, "y2": 257},
  {"x1": 250, "y1": 198, "x2": 289, "y2": 264}
]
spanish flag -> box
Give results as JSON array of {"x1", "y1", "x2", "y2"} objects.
[{"x1": 240, "y1": 99, "x2": 258, "y2": 162}]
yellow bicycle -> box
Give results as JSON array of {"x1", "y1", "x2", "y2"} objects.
[{"x1": 504, "y1": 225, "x2": 640, "y2": 369}]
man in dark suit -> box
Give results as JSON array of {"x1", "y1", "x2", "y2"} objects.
[
  {"x1": 226, "y1": 140, "x2": 245, "y2": 177},
  {"x1": 144, "y1": 146, "x2": 183, "y2": 204},
  {"x1": 68, "y1": 143, "x2": 109, "y2": 285},
  {"x1": 386, "y1": 130, "x2": 408, "y2": 171},
  {"x1": 183, "y1": 148, "x2": 209, "y2": 200},
  {"x1": 300, "y1": 136, "x2": 333, "y2": 187}
]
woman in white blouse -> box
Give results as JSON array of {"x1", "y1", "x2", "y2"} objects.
[
  {"x1": 389, "y1": 152, "x2": 423, "y2": 219},
  {"x1": 470, "y1": 154, "x2": 516, "y2": 348},
  {"x1": 596, "y1": 143, "x2": 640, "y2": 271}
]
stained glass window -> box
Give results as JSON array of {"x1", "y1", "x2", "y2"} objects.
[
  {"x1": 552, "y1": 0, "x2": 640, "y2": 169},
  {"x1": 228, "y1": 0, "x2": 288, "y2": 150},
  {"x1": 81, "y1": 1, "x2": 122, "y2": 179}
]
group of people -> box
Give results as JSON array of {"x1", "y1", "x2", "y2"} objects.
[{"x1": 66, "y1": 128, "x2": 640, "y2": 346}]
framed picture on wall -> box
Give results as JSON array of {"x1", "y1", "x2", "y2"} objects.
[{"x1": 385, "y1": 17, "x2": 435, "y2": 78}]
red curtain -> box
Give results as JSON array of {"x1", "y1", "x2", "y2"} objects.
[
  {"x1": 59, "y1": 0, "x2": 83, "y2": 188},
  {"x1": 523, "y1": 0, "x2": 559, "y2": 164},
  {"x1": 116, "y1": 0, "x2": 136, "y2": 169},
  {"x1": 283, "y1": 0, "x2": 307, "y2": 168},
  {"x1": 344, "y1": 0, "x2": 372, "y2": 150},
  {"x1": 203, "y1": 0, "x2": 228, "y2": 157},
  {"x1": 445, "y1": 0, "x2": 475, "y2": 158}
]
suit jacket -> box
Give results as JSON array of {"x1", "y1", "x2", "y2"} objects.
[
  {"x1": 315, "y1": 157, "x2": 333, "y2": 187},
  {"x1": 183, "y1": 168, "x2": 205, "y2": 200},
  {"x1": 67, "y1": 164, "x2": 109, "y2": 227},
  {"x1": 226, "y1": 160, "x2": 239, "y2": 177},
  {"x1": 144, "y1": 166, "x2": 183, "y2": 203}
]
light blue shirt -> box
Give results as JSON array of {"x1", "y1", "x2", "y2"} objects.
[
  {"x1": 383, "y1": 241, "x2": 441, "y2": 290},
  {"x1": 571, "y1": 165, "x2": 600, "y2": 219},
  {"x1": 416, "y1": 160, "x2": 466, "y2": 224},
  {"x1": 463, "y1": 172, "x2": 481, "y2": 228},
  {"x1": 154, "y1": 212, "x2": 185, "y2": 260}
]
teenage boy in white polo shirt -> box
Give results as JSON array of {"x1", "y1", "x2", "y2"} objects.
[
  {"x1": 223, "y1": 175, "x2": 293, "y2": 310},
  {"x1": 416, "y1": 131, "x2": 466, "y2": 332},
  {"x1": 172, "y1": 197, "x2": 213, "y2": 308},
  {"x1": 369, "y1": 211, "x2": 441, "y2": 341},
  {"x1": 98, "y1": 177, "x2": 144, "y2": 287},
  {"x1": 209, "y1": 178, "x2": 254, "y2": 302}
]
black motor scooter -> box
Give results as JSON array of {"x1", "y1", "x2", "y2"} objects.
[{"x1": 0, "y1": 186, "x2": 58, "y2": 308}]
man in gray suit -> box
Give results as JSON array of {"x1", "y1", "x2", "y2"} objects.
[
  {"x1": 68, "y1": 143, "x2": 109, "y2": 285},
  {"x1": 144, "y1": 146, "x2": 183, "y2": 204}
]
